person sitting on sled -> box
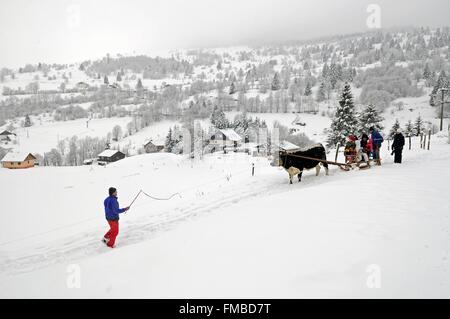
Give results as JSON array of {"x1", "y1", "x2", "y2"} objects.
[
  {"x1": 103, "y1": 187, "x2": 129, "y2": 248},
  {"x1": 359, "y1": 133, "x2": 371, "y2": 166},
  {"x1": 344, "y1": 135, "x2": 358, "y2": 164}
]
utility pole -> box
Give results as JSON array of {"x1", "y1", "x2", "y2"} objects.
[{"x1": 440, "y1": 88, "x2": 448, "y2": 131}]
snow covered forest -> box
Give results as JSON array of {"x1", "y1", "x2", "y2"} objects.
[
  {"x1": 1, "y1": 26, "x2": 450, "y2": 164},
  {"x1": 1, "y1": 0, "x2": 450, "y2": 299}
]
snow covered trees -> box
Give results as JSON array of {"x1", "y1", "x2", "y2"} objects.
[
  {"x1": 24, "y1": 115, "x2": 32, "y2": 127},
  {"x1": 430, "y1": 71, "x2": 449, "y2": 106},
  {"x1": 404, "y1": 120, "x2": 414, "y2": 137},
  {"x1": 112, "y1": 125, "x2": 123, "y2": 141},
  {"x1": 210, "y1": 106, "x2": 229, "y2": 129},
  {"x1": 271, "y1": 72, "x2": 281, "y2": 91},
  {"x1": 414, "y1": 115, "x2": 425, "y2": 136},
  {"x1": 164, "y1": 125, "x2": 183, "y2": 154},
  {"x1": 389, "y1": 119, "x2": 401, "y2": 139},
  {"x1": 165, "y1": 128, "x2": 176, "y2": 153},
  {"x1": 304, "y1": 82, "x2": 312, "y2": 96},
  {"x1": 316, "y1": 82, "x2": 327, "y2": 102},
  {"x1": 358, "y1": 104, "x2": 384, "y2": 134},
  {"x1": 327, "y1": 83, "x2": 358, "y2": 147},
  {"x1": 229, "y1": 82, "x2": 236, "y2": 95}
]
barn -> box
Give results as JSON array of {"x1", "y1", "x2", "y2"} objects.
[
  {"x1": 97, "y1": 150, "x2": 125, "y2": 165},
  {"x1": 1, "y1": 152, "x2": 36, "y2": 169},
  {"x1": 144, "y1": 139, "x2": 165, "y2": 153}
]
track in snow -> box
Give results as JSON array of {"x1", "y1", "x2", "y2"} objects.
[{"x1": 0, "y1": 163, "x2": 365, "y2": 276}]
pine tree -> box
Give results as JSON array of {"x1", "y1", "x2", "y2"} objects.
[
  {"x1": 389, "y1": 119, "x2": 401, "y2": 139},
  {"x1": 104, "y1": 75, "x2": 109, "y2": 85},
  {"x1": 322, "y1": 63, "x2": 330, "y2": 79},
  {"x1": 165, "y1": 128, "x2": 174, "y2": 152},
  {"x1": 24, "y1": 114, "x2": 32, "y2": 127},
  {"x1": 210, "y1": 106, "x2": 229, "y2": 129},
  {"x1": 316, "y1": 82, "x2": 327, "y2": 102},
  {"x1": 116, "y1": 72, "x2": 122, "y2": 82},
  {"x1": 423, "y1": 63, "x2": 431, "y2": 81},
  {"x1": 136, "y1": 78, "x2": 143, "y2": 90},
  {"x1": 327, "y1": 83, "x2": 358, "y2": 147},
  {"x1": 414, "y1": 116, "x2": 424, "y2": 136},
  {"x1": 229, "y1": 82, "x2": 236, "y2": 95},
  {"x1": 271, "y1": 72, "x2": 281, "y2": 91},
  {"x1": 358, "y1": 104, "x2": 384, "y2": 133},
  {"x1": 404, "y1": 120, "x2": 414, "y2": 137},
  {"x1": 430, "y1": 71, "x2": 448, "y2": 106},
  {"x1": 304, "y1": 82, "x2": 312, "y2": 96}
]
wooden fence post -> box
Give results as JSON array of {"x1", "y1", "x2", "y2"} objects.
[
  {"x1": 423, "y1": 133, "x2": 427, "y2": 150},
  {"x1": 428, "y1": 130, "x2": 431, "y2": 150},
  {"x1": 420, "y1": 134, "x2": 423, "y2": 149},
  {"x1": 335, "y1": 143, "x2": 340, "y2": 163},
  {"x1": 409, "y1": 135, "x2": 411, "y2": 150},
  {"x1": 387, "y1": 139, "x2": 390, "y2": 151}
]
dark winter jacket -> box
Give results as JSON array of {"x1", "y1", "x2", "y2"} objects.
[
  {"x1": 371, "y1": 130, "x2": 384, "y2": 147},
  {"x1": 104, "y1": 195, "x2": 126, "y2": 221},
  {"x1": 360, "y1": 134, "x2": 369, "y2": 150},
  {"x1": 392, "y1": 133, "x2": 405, "y2": 151}
]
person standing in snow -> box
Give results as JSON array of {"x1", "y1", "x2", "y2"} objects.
[
  {"x1": 391, "y1": 130, "x2": 405, "y2": 164},
  {"x1": 369, "y1": 127, "x2": 384, "y2": 166},
  {"x1": 103, "y1": 187, "x2": 129, "y2": 248}
]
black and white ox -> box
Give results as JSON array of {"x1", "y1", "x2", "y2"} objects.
[{"x1": 271, "y1": 143, "x2": 329, "y2": 184}]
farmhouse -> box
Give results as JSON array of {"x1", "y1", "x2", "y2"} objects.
[
  {"x1": 1, "y1": 152, "x2": 36, "y2": 169},
  {"x1": 209, "y1": 129, "x2": 242, "y2": 148},
  {"x1": 97, "y1": 149, "x2": 125, "y2": 165},
  {"x1": 0, "y1": 130, "x2": 16, "y2": 142},
  {"x1": 144, "y1": 139, "x2": 165, "y2": 153}
]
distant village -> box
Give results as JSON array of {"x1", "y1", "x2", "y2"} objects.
[{"x1": 0, "y1": 125, "x2": 279, "y2": 169}]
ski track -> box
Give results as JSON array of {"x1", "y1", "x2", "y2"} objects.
[
  {"x1": 0, "y1": 166, "x2": 334, "y2": 276},
  {"x1": 0, "y1": 149, "x2": 432, "y2": 277}
]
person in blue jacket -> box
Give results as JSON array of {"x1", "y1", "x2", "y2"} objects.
[
  {"x1": 369, "y1": 127, "x2": 384, "y2": 166},
  {"x1": 103, "y1": 187, "x2": 129, "y2": 248}
]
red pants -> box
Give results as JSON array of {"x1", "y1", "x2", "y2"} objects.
[{"x1": 104, "y1": 220, "x2": 119, "y2": 247}]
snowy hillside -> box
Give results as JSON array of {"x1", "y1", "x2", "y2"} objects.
[
  {"x1": 1, "y1": 23, "x2": 450, "y2": 300},
  {"x1": 1, "y1": 132, "x2": 449, "y2": 298}
]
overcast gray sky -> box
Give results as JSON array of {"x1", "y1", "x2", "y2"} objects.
[{"x1": 1, "y1": 0, "x2": 449, "y2": 67}]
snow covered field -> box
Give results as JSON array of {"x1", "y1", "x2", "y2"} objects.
[
  {"x1": 1, "y1": 132, "x2": 449, "y2": 298},
  {"x1": 1, "y1": 116, "x2": 132, "y2": 154}
]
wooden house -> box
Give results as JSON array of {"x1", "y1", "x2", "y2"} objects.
[
  {"x1": 144, "y1": 139, "x2": 165, "y2": 153},
  {"x1": 209, "y1": 129, "x2": 242, "y2": 148},
  {"x1": 0, "y1": 130, "x2": 16, "y2": 142},
  {"x1": 97, "y1": 150, "x2": 125, "y2": 165},
  {"x1": 1, "y1": 152, "x2": 36, "y2": 169}
]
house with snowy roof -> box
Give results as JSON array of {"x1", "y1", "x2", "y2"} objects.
[
  {"x1": 1, "y1": 152, "x2": 36, "y2": 169},
  {"x1": 208, "y1": 129, "x2": 242, "y2": 152},
  {"x1": 144, "y1": 138, "x2": 165, "y2": 153},
  {"x1": 0, "y1": 130, "x2": 16, "y2": 142},
  {"x1": 97, "y1": 149, "x2": 125, "y2": 165}
]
